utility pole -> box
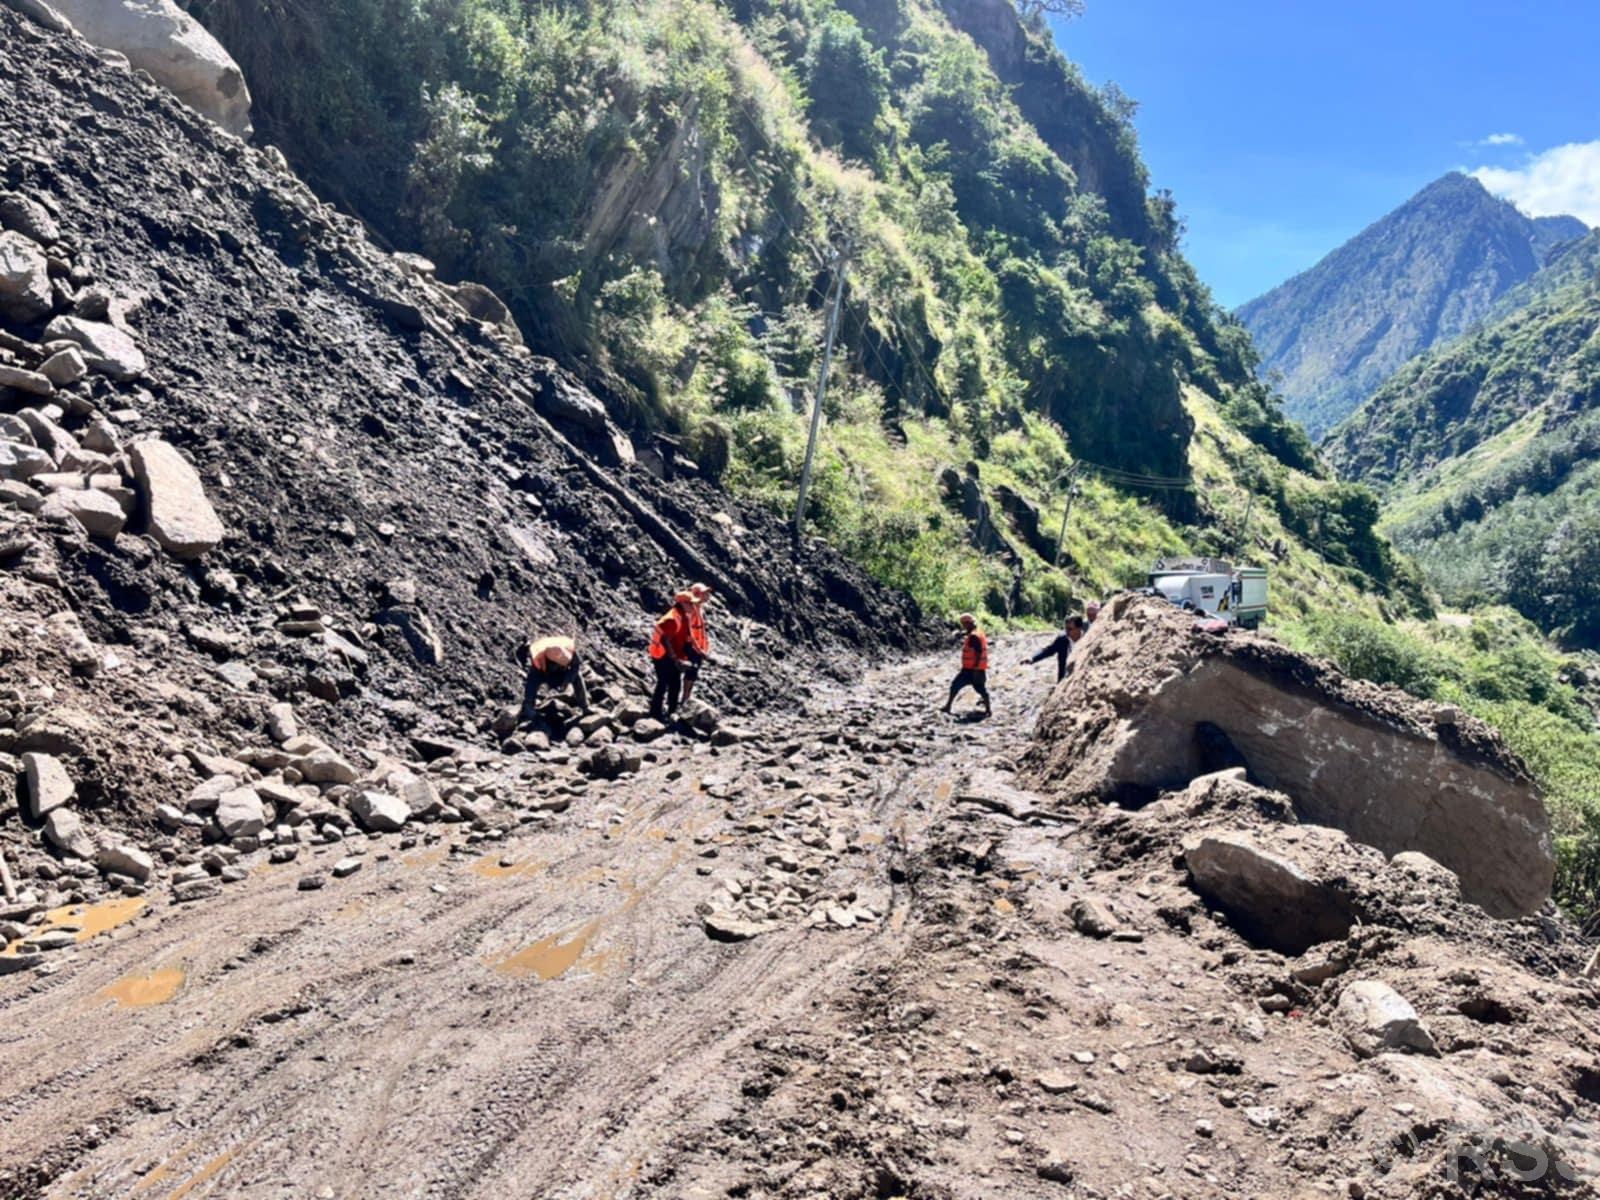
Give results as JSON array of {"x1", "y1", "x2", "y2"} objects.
[
  {"x1": 1053, "y1": 464, "x2": 1082, "y2": 568},
  {"x1": 794, "y1": 243, "x2": 849, "y2": 540}
]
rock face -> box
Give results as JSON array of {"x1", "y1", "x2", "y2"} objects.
[
  {"x1": 127, "y1": 439, "x2": 224, "y2": 559},
  {"x1": 47, "y1": 0, "x2": 253, "y2": 137},
  {"x1": 1023, "y1": 595, "x2": 1554, "y2": 918}
]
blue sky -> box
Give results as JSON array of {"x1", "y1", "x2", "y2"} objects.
[{"x1": 1053, "y1": 0, "x2": 1600, "y2": 307}]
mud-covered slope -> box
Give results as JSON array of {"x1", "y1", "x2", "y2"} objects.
[{"x1": 0, "y1": 7, "x2": 925, "y2": 861}]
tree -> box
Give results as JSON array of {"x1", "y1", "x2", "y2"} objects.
[{"x1": 1014, "y1": 0, "x2": 1086, "y2": 21}]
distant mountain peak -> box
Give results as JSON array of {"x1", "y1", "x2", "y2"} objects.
[{"x1": 1237, "y1": 173, "x2": 1586, "y2": 439}]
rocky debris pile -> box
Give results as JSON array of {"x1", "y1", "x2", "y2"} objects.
[
  {"x1": 0, "y1": 2, "x2": 932, "y2": 975},
  {"x1": 16, "y1": 0, "x2": 254, "y2": 137},
  {"x1": 1022, "y1": 593, "x2": 1553, "y2": 917}
]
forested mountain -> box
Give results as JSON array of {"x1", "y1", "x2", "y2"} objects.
[
  {"x1": 172, "y1": 0, "x2": 1417, "y2": 620},
  {"x1": 1238, "y1": 172, "x2": 1588, "y2": 439},
  {"x1": 1326, "y1": 228, "x2": 1600, "y2": 646}
]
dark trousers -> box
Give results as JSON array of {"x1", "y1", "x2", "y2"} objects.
[
  {"x1": 650, "y1": 657, "x2": 683, "y2": 720},
  {"x1": 522, "y1": 655, "x2": 589, "y2": 715},
  {"x1": 946, "y1": 668, "x2": 990, "y2": 710}
]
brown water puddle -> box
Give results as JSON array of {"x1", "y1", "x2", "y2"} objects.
[
  {"x1": 164, "y1": 1142, "x2": 250, "y2": 1200},
  {"x1": 3, "y1": 896, "x2": 147, "y2": 954},
  {"x1": 403, "y1": 847, "x2": 449, "y2": 870},
  {"x1": 488, "y1": 919, "x2": 602, "y2": 981},
  {"x1": 101, "y1": 967, "x2": 185, "y2": 1008}
]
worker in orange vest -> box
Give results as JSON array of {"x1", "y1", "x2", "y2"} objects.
[
  {"x1": 942, "y1": 612, "x2": 991, "y2": 716},
  {"x1": 518, "y1": 634, "x2": 590, "y2": 718},
  {"x1": 649, "y1": 592, "x2": 696, "y2": 721},
  {"x1": 681, "y1": 582, "x2": 713, "y2": 704}
]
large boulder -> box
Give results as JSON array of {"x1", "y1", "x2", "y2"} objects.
[
  {"x1": 47, "y1": 0, "x2": 252, "y2": 137},
  {"x1": 127, "y1": 439, "x2": 224, "y2": 559},
  {"x1": 0, "y1": 229, "x2": 51, "y2": 322},
  {"x1": 349, "y1": 790, "x2": 408, "y2": 833},
  {"x1": 1023, "y1": 595, "x2": 1554, "y2": 918},
  {"x1": 1182, "y1": 828, "x2": 1359, "y2": 955},
  {"x1": 214, "y1": 786, "x2": 265, "y2": 838},
  {"x1": 43, "y1": 809, "x2": 95, "y2": 858}
]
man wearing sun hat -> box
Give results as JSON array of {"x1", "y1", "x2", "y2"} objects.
[
  {"x1": 518, "y1": 633, "x2": 590, "y2": 719},
  {"x1": 681, "y1": 582, "x2": 714, "y2": 704}
]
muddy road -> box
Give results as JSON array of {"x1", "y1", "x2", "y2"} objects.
[
  {"x1": 2, "y1": 647, "x2": 1054, "y2": 1198},
  {"x1": 6, "y1": 643, "x2": 1596, "y2": 1200}
]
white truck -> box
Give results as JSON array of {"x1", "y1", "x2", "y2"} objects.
[{"x1": 1148, "y1": 557, "x2": 1268, "y2": 628}]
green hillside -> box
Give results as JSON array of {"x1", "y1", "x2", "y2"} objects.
[
  {"x1": 1326, "y1": 229, "x2": 1600, "y2": 646},
  {"x1": 176, "y1": 0, "x2": 1417, "y2": 624}
]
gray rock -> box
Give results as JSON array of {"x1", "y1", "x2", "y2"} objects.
[
  {"x1": 39, "y1": 347, "x2": 87, "y2": 387},
  {"x1": 1183, "y1": 830, "x2": 1355, "y2": 955},
  {"x1": 0, "y1": 230, "x2": 51, "y2": 322},
  {"x1": 0, "y1": 951, "x2": 45, "y2": 975},
  {"x1": 43, "y1": 316, "x2": 147, "y2": 381},
  {"x1": 395, "y1": 771, "x2": 442, "y2": 819},
  {"x1": 22, "y1": 751, "x2": 74, "y2": 820},
  {"x1": 1069, "y1": 896, "x2": 1118, "y2": 939},
  {"x1": 174, "y1": 878, "x2": 222, "y2": 903},
  {"x1": 266, "y1": 701, "x2": 297, "y2": 743},
  {"x1": 350, "y1": 790, "x2": 409, "y2": 833},
  {"x1": 1335, "y1": 980, "x2": 1438, "y2": 1058},
  {"x1": 52, "y1": 487, "x2": 126, "y2": 538},
  {"x1": 43, "y1": 809, "x2": 95, "y2": 858},
  {"x1": 214, "y1": 786, "x2": 265, "y2": 838},
  {"x1": 0, "y1": 440, "x2": 52, "y2": 482},
  {"x1": 0, "y1": 364, "x2": 53, "y2": 397},
  {"x1": 331, "y1": 856, "x2": 362, "y2": 878},
  {"x1": 127, "y1": 439, "x2": 223, "y2": 558},
  {"x1": 0, "y1": 191, "x2": 61, "y2": 244},
  {"x1": 703, "y1": 911, "x2": 765, "y2": 942},
  {"x1": 0, "y1": 479, "x2": 43, "y2": 512},
  {"x1": 296, "y1": 748, "x2": 359, "y2": 785},
  {"x1": 46, "y1": 0, "x2": 254, "y2": 137},
  {"x1": 96, "y1": 844, "x2": 154, "y2": 883}
]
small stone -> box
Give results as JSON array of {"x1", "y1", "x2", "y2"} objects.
[
  {"x1": 703, "y1": 911, "x2": 765, "y2": 942},
  {"x1": 96, "y1": 845, "x2": 154, "y2": 883},
  {"x1": 1035, "y1": 1159, "x2": 1074, "y2": 1185},
  {"x1": 298, "y1": 874, "x2": 326, "y2": 891},
  {"x1": 43, "y1": 316, "x2": 147, "y2": 381},
  {"x1": 267, "y1": 702, "x2": 298, "y2": 743},
  {"x1": 53, "y1": 487, "x2": 126, "y2": 538},
  {"x1": 174, "y1": 878, "x2": 222, "y2": 903},
  {"x1": 1036, "y1": 1072, "x2": 1077, "y2": 1095},
  {"x1": 1245, "y1": 1105, "x2": 1280, "y2": 1130},
  {"x1": 332, "y1": 857, "x2": 362, "y2": 878}
]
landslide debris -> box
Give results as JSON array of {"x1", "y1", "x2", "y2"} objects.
[
  {"x1": 1022, "y1": 593, "x2": 1554, "y2": 917},
  {"x1": 0, "y1": 5, "x2": 925, "y2": 973}
]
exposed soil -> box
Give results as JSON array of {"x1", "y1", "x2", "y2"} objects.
[{"x1": 4, "y1": 642, "x2": 1600, "y2": 1199}]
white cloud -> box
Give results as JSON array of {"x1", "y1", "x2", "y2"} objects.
[
  {"x1": 1480, "y1": 132, "x2": 1523, "y2": 147},
  {"x1": 1472, "y1": 140, "x2": 1600, "y2": 226}
]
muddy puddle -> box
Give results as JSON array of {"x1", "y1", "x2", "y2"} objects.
[
  {"x1": 101, "y1": 967, "x2": 185, "y2": 1008},
  {"x1": 2, "y1": 896, "x2": 147, "y2": 955}
]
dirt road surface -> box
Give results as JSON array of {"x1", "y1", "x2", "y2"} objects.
[{"x1": 3, "y1": 645, "x2": 1587, "y2": 1199}]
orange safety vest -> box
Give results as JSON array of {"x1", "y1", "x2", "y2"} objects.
[
  {"x1": 527, "y1": 636, "x2": 575, "y2": 673},
  {"x1": 649, "y1": 610, "x2": 689, "y2": 660},
  {"x1": 961, "y1": 630, "x2": 989, "y2": 671},
  {"x1": 687, "y1": 604, "x2": 709, "y2": 656}
]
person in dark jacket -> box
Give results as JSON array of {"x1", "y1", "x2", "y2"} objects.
[{"x1": 1029, "y1": 615, "x2": 1086, "y2": 682}]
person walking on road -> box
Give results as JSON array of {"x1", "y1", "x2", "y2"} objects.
[
  {"x1": 681, "y1": 582, "x2": 713, "y2": 704},
  {"x1": 649, "y1": 592, "x2": 696, "y2": 721},
  {"x1": 942, "y1": 613, "x2": 991, "y2": 717},
  {"x1": 518, "y1": 634, "x2": 590, "y2": 719},
  {"x1": 1028, "y1": 615, "x2": 1086, "y2": 682}
]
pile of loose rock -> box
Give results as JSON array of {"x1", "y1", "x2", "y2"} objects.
[{"x1": 1, "y1": 192, "x2": 224, "y2": 567}]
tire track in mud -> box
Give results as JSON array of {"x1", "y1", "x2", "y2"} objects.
[{"x1": 0, "y1": 650, "x2": 1043, "y2": 1199}]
